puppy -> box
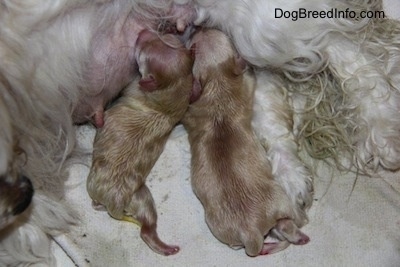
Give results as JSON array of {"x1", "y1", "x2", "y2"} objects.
[
  {"x1": 182, "y1": 29, "x2": 309, "y2": 257},
  {"x1": 87, "y1": 30, "x2": 194, "y2": 256},
  {"x1": 162, "y1": 0, "x2": 400, "y2": 229}
]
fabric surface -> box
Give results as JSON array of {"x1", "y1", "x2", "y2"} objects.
[{"x1": 53, "y1": 4, "x2": 400, "y2": 267}]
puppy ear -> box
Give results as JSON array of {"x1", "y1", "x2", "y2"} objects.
[
  {"x1": 190, "y1": 43, "x2": 197, "y2": 59},
  {"x1": 233, "y1": 56, "x2": 248, "y2": 75},
  {"x1": 139, "y1": 74, "x2": 158, "y2": 92},
  {"x1": 190, "y1": 78, "x2": 202, "y2": 103}
]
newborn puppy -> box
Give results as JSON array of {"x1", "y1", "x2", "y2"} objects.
[
  {"x1": 182, "y1": 29, "x2": 309, "y2": 256},
  {"x1": 87, "y1": 30, "x2": 193, "y2": 256}
]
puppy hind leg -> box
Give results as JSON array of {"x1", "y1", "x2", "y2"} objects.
[
  {"x1": 260, "y1": 219, "x2": 310, "y2": 255},
  {"x1": 260, "y1": 241, "x2": 290, "y2": 255},
  {"x1": 126, "y1": 185, "x2": 180, "y2": 256},
  {"x1": 273, "y1": 218, "x2": 310, "y2": 245}
]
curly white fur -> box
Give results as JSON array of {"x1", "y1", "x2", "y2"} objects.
[
  {"x1": 176, "y1": 0, "x2": 400, "y2": 228},
  {"x1": 1, "y1": 0, "x2": 400, "y2": 264}
]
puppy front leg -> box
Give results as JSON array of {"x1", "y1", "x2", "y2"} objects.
[
  {"x1": 125, "y1": 184, "x2": 180, "y2": 256},
  {"x1": 252, "y1": 71, "x2": 313, "y2": 227}
]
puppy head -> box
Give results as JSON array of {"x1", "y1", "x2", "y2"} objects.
[
  {"x1": 135, "y1": 30, "x2": 194, "y2": 93},
  {"x1": 185, "y1": 28, "x2": 255, "y2": 114},
  {"x1": 0, "y1": 96, "x2": 34, "y2": 230},
  {"x1": 133, "y1": 30, "x2": 195, "y2": 114},
  {"x1": 188, "y1": 29, "x2": 247, "y2": 82},
  {"x1": 186, "y1": 28, "x2": 254, "y2": 107}
]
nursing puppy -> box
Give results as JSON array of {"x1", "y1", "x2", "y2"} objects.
[
  {"x1": 182, "y1": 29, "x2": 309, "y2": 256},
  {"x1": 87, "y1": 30, "x2": 193, "y2": 256},
  {"x1": 160, "y1": 0, "x2": 400, "y2": 230}
]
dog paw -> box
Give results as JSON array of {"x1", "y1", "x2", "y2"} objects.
[
  {"x1": 140, "y1": 224, "x2": 180, "y2": 256},
  {"x1": 162, "y1": 245, "x2": 180, "y2": 256}
]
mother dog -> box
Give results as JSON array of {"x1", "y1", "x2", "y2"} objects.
[
  {"x1": 1, "y1": 0, "x2": 399, "y2": 265},
  {"x1": 0, "y1": 0, "x2": 191, "y2": 264}
]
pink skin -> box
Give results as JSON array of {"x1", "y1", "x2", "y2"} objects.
[
  {"x1": 72, "y1": 14, "x2": 145, "y2": 128},
  {"x1": 169, "y1": 3, "x2": 196, "y2": 32},
  {"x1": 189, "y1": 78, "x2": 202, "y2": 103},
  {"x1": 71, "y1": 3, "x2": 196, "y2": 128},
  {"x1": 70, "y1": 3, "x2": 198, "y2": 128},
  {"x1": 260, "y1": 219, "x2": 310, "y2": 255},
  {"x1": 136, "y1": 29, "x2": 201, "y2": 104}
]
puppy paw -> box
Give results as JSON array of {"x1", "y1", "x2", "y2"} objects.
[
  {"x1": 162, "y1": 245, "x2": 180, "y2": 256},
  {"x1": 140, "y1": 224, "x2": 180, "y2": 256},
  {"x1": 91, "y1": 200, "x2": 107, "y2": 211}
]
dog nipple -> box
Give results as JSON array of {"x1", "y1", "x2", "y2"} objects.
[{"x1": 92, "y1": 110, "x2": 104, "y2": 128}]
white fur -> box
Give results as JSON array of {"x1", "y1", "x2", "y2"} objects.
[
  {"x1": 1, "y1": 0, "x2": 400, "y2": 264},
  {"x1": 0, "y1": 0, "x2": 93, "y2": 263},
  {"x1": 0, "y1": 0, "x2": 161, "y2": 265},
  {"x1": 175, "y1": 0, "x2": 400, "y2": 229},
  {"x1": 192, "y1": 0, "x2": 371, "y2": 73},
  {"x1": 252, "y1": 71, "x2": 313, "y2": 226}
]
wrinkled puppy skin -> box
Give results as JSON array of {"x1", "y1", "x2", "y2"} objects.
[
  {"x1": 182, "y1": 29, "x2": 309, "y2": 257},
  {"x1": 87, "y1": 30, "x2": 194, "y2": 256}
]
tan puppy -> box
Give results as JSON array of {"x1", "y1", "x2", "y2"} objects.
[
  {"x1": 87, "y1": 30, "x2": 193, "y2": 256},
  {"x1": 182, "y1": 29, "x2": 309, "y2": 257}
]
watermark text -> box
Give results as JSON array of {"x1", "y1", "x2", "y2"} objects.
[{"x1": 275, "y1": 8, "x2": 385, "y2": 21}]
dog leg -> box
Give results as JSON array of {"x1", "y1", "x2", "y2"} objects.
[
  {"x1": 125, "y1": 185, "x2": 179, "y2": 256},
  {"x1": 252, "y1": 71, "x2": 313, "y2": 227},
  {"x1": 272, "y1": 218, "x2": 310, "y2": 245},
  {"x1": 259, "y1": 241, "x2": 290, "y2": 255},
  {"x1": 260, "y1": 219, "x2": 309, "y2": 255}
]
